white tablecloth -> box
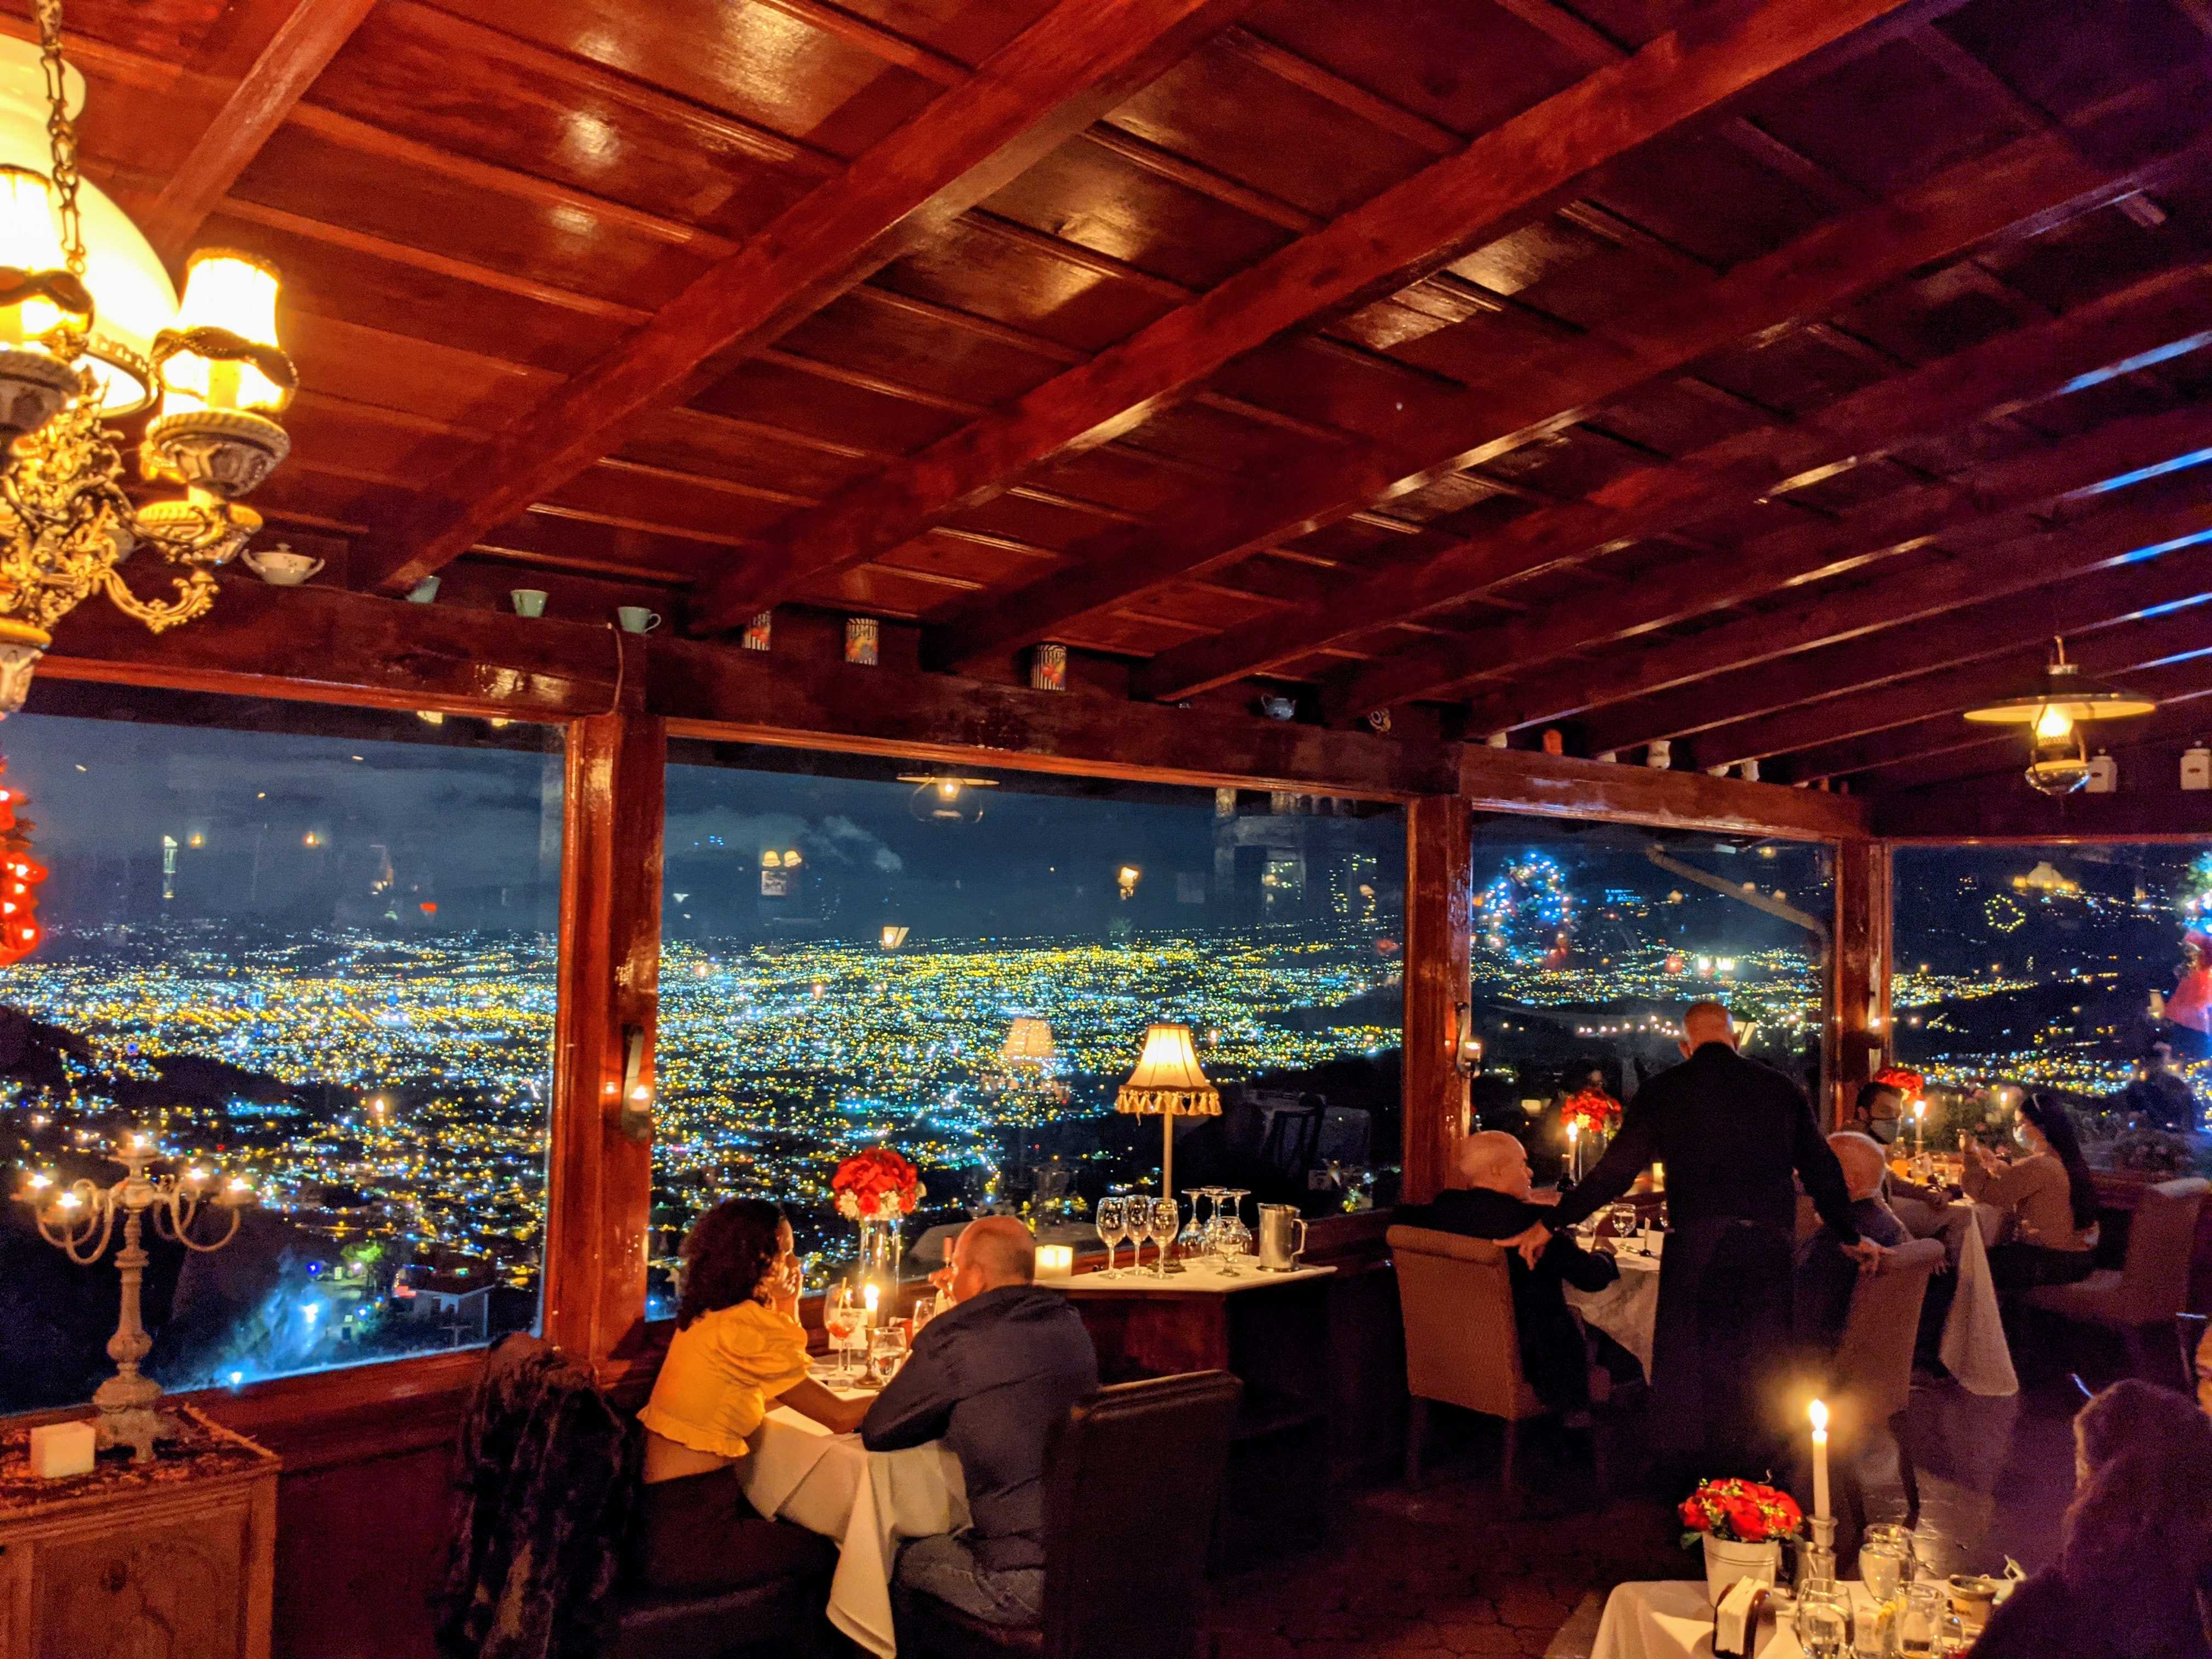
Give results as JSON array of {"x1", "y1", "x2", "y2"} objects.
[
  {"x1": 1567, "y1": 1248, "x2": 1663, "y2": 1377},
  {"x1": 1893, "y1": 1198, "x2": 2016, "y2": 1397},
  {"x1": 737, "y1": 1402, "x2": 969, "y2": 1658},
  {"x1": 1060, "y1": 1258, "x2": 1335, "y2": 1294},
  {"x1": 1591, "y1": 1579, "x2": 1880, "y2": 1659}
]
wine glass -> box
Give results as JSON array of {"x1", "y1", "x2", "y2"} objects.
[
  {"x1": 1860, "y1": 1524, "x2": 1911, "y2": 1605},
  {"x1": 823, "y1": 1284, "x2": 862, "y2": 1384},
  {"x1": 1148, "y1": 1198, "x2": 1180, "y2": 1277},
  {"x1": 1798, "y1": 1580, "x2": 1849, "y2": 1659},
  {"x1": 1605, "y1": 1200, "x2": 1641, "y2": 1252},
  {"x1": 1124, "y1": 1198, "x2": 1152, "y2": 1274},
  {"x1": 1212, "y1": 1207, "x2": 1248, "y2": 1276},
  {"x1": 1184, "y1": 1187, "x2": 1220, "y2": 1263},
  {"x1": 1095, "y1": 1196, "x2": 1127, "y2": 1277}
]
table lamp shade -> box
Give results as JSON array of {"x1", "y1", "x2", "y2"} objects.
[{"x1": 1115, "y1": 1022, "x2": 1221, "y2": 1117}]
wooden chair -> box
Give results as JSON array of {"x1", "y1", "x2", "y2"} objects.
[
  {"x1": 1387, "y1": 1223, "x2": 1576, "y2": 1498},
  {"x1": 2029, "y1": 1178, "x2": 2209, "y2": 1379},
  {"x1": 1831, "y1": 1237, "x2": 1943, "y2": 1533},
  {"x1": 893, "y1": 1370, "x2": 1243, "y2": 1659}
]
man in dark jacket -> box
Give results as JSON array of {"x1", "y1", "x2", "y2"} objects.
[
  {"x1": 1509, "y1": 1003, "x2": 1879, "y2": 1480},
  {"x1": 862, "y1": 1216, "x2": 1097, "y2": 1627},
  {"x1": 1412, "y1": 1130, "x2": 1619, "y2": 1414}
]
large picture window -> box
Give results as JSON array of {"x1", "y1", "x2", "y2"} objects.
[
  {"x1": 1466, "y1": 816, "x2": 1833, "y2": 1172},
  {"x1": 653, "y1": 747, "x2": 1404, "y2": 1296},
  {"x1": 1891, "y1": 843, "x2": 2210, "y2": 1169},
  {"x1": 0, "y1": 688, "x2": 562, "y2": 1411}
]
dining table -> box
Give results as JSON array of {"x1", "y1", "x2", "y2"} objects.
[
  {"x1": 736, "y1": 1374, "x2": 969, "y2": 1659},
  {"x1": 1565, "y1": 1238, "x2": 1663, "y2": 1379},
  {"x1": 1889, "y1": 1193, "x2": 2016, "y2": 1397},
  {"x1": 1589, "y1": 1578, "x2": 1886, "y2": 1659}
]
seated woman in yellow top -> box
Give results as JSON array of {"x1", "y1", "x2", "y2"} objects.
[
  {"x1": 1965, "y1": 1092, "x2": 2101, "y2": 1295},
  {"x1": 635, "y1": 1198, "x2": 866, "y2": 1592}
]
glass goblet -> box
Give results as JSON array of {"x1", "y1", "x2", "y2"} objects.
[
  {"x1": 866, "y1": 1319, "x2": 908, "y2": 1390},
  {"x1": 1094, "y1": 1196, "x2": 1126, "y2": 1277},
  {"x1": 823, "y1": 1285, "x2": 862, "y2": 1385},
  {"x1": 1149, "y1": 1198, "x2": 1181, "y2": 1277},
  {"x1": 1125, "y1": 1199, "x2": 1153, "y2": 1274}
]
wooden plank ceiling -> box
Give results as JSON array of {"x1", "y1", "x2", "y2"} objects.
[{"x1": 29, "y1": 0, "x2": 2212, "y2": 801}]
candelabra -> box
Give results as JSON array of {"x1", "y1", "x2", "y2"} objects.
[{"x1": 18, "y1": 1134, "x2": 253, "y2": 1461}]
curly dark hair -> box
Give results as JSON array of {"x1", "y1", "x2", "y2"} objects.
[{"x1": 675, "y1": 1198, "x2": 785, "y2": 1330}]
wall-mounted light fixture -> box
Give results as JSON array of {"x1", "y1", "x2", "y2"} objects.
[
  {"x1": 1452, "y1": 1002, "x2": 1484, "y2": 1077},
  {"x1": 619, "y1": 1024, "x2": 652, "y2": 1144}
]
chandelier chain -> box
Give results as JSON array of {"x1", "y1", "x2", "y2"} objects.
[{"x1": 31, "y1": 0, "x2": 84, "y2": 277}]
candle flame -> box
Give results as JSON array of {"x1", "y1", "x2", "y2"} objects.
[
  {"x1": 862, "y1": 1284, "x2": 879, "y2": 1313},
  {"x1": 1809, "y1": 1398, "x2": 1829, "y2": 1434}
]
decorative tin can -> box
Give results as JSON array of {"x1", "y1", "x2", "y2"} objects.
[
  {"x1": 1029, "y1": 641, "x2": 1066, "y2": 691},
  {"x1": 742, "y1": 611, "x2": 772, "y2": 652},
  {"x1": 844, "y1": 617, "x2": 878, "y2": 666}
]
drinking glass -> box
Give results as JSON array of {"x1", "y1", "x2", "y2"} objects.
[
  {"x1": 1605, "y1": 1200, "x2": 1641, "y2": 1252},
  {"x1": 1798, "y1": 1580, "x2": 1849, "y2": 1659},
  {"x1": 1149, "y1": 1198, "x2": 1181, "y2": 1277},
  {"x1": 866, "y1": 1319, "x2": 909, "y2": 1389},
  {"x1": 1897, "y1": 1583, "x2": 1945, "y2": 1656},
  {"x1": 1095, "y1": 1197, "x2": 1127, "y2": 1277},
  {"x1": 1184, "y1": 1187, "x2": 1220, "y2": 1262},
  {"x1": 1218, "y1": 1190, "x2": 1251, "y2": 1267},
  {"x1": 1860, "y1": 1523, "x2": 1914, "y2": 1604},
  {"x1": 823, "y1": 1285, "x2": 862, "y2": 1384}
]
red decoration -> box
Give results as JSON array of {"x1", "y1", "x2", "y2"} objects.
[
  {"x1": 0, "y1": 760, "x2": 45, "y2": 967},
  {"x1": 831, "y1": 1146, "x2": 923, "y2": 1221},
  {"x1": 1678, "y1": 1479, "x2": 1803, "y2": 1544},
  {"x1": 1561, "y1": 1086, "x2": 1622, "y2": 1138},
  {"x1": 1874, "y1": 1066, "x2": 1925, "y2": 1099}
]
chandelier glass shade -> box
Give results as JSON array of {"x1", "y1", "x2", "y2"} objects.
[{"x1": 0, "y1": 5, "x2": 296, "y2": 716}]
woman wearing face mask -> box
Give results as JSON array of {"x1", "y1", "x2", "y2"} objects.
[{"x1": 1967, "y1": 1092, "x2": 2101, "y2": 1293}]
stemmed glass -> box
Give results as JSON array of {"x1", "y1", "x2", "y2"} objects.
[
  {"x1": 1216, "y1": 1190, "x2": 1251, "y2": 1271},
  {"x1": 866, "y1": 1318, "x2": 909, "y2": 1390},
  {"x1": 1184, "y1": 1187, "x2": 1220, "y2": 1264},
  {"x1": 1860, "y1": 1523, "x2": 1914, "y2": 1604},
  {"x1": 1095, "y1": 1196, "x2": 1127, "y2": 1277},
  {"x1": 1605, "y1": 1200, "x2": 1641, "y2": 1252},
  {"x1": 1148, "y1": 1198, "x2": 1180, "y2": 1278},
  {"x1": 823, "y1": 1284, "x2": 862, "y2": 1384},
  {"x1": 1125, "y1": 1199, "x2": 1153, "y2": 1274}
]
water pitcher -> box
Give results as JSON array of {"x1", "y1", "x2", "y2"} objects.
[{"x1": 1255, "y1": 1203, "x2": 1307, "y2": 1271}]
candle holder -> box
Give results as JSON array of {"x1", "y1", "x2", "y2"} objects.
[
  {"x1": 17, "y1": 1134, "x2": 255, "y2": 1462},
  {"x1": 1798, "y1": 1515, "x2": 1838, "y2": 1592}
]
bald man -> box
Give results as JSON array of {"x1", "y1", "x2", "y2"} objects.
[
  {"x1": 1414, "y1": 1131, "x2": 1620, "y2": 1414},
  {"x1": 1514, "y1": 1001, "x2": 1869, "y2": 1480},
  {"x1": 862, "y1": 1217, "x2": 1097, "y2": 1628},
  {"x1": 1795, "y1": 1132, "x2": 1912, "y2": 1351}
]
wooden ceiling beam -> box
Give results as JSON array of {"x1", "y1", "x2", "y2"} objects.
[
  {"x1": 691, "y1": 0, "x2": 1946, "y2": 634},
  {"x1": 1580, "y1": 543, "x2": 2212, "y2": 760},
  {"x1": 345, "y1": 0, "x2": 1262, "y2": 597},
  {"x1": 135, "y1": 0, "x2": 378, "y2": 263},
  {"x1": 1875, "y1": 777, "x2": 2212, "y2": 842},
  {"x1": 940, "y1": 85, "x2": 2198, "y2": 680},
  {"x1": 1747, "y1": 606, "x2": 2212, "y2": 776},
  {"x1": 1467, "y1": 490, "x2": 2212, "y2": 740},
  {"x1": 1167, "y1": 156, "x2": 2212, "y2": 708},
  {"x1": 1178, "y1": 259, "x2": 2212, "y2": 709}
]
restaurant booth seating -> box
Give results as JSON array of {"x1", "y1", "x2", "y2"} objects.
[
  {"x1": 1388, "y1": 1224, "x2": 1598, "y2": 1499},
  {"x1": 894, "y1": 1369, "x2": 1242, "y2": 1659},
  {"x1": 1831, "y1": 1237, "x2": 1943, "y2": 1536},
  {"x1": 2030, "y1": 1177, "x2": 2211, "y2": 1379}
]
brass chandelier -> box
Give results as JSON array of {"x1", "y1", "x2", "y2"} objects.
[{"x1": 0, "y1": 0, "x2": 295, "y2": 715}]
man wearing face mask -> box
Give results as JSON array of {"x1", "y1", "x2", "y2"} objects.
[{"x1": 1847, "y1": 1080, "x2": 1905, "y2": 1146}]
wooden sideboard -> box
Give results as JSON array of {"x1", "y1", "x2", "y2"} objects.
[{"x1": 0, "y1": 1408, "x2": 279, "y2": 1659}]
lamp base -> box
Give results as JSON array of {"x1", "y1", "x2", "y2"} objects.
[{"x1": 91, "y1": 1369, "x2": 169, "y2": 1464}]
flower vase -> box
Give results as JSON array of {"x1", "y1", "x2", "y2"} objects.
[
  {"x1": 855, "y1": 1215, "x2": 901, "y2": 1292},
  {"x1": 1702, "y1": 1535, "x2": 1781, "y2": 1605}
]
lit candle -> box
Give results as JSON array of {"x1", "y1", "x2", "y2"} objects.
[
  {"x1": 1651, "y1": 1160, "x2": 1666, "y2": 1193},
  {"x1": 1809, "y1": 1399, "x2": 1830, "y2": 1522},
  {"x1": 1035, "y1": 1244, "x2": 1073, "y2": 1280},
  {"x1": 862, "y1": 1283, "x2": 879, "y2": 1325}
]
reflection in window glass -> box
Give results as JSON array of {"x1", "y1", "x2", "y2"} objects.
[
  {"x1": 1891, "y1": 844, "x2": 2210, "y2": 1167},
  {"x1": 1466, "y1": 817, "x2": 1832, "y2": 1177},
  {"x1": 0, "y1": 693, "x2": 561, "y2": 1412},
  {"x1": 654, "y1": 751, "x2": 1405, "y2": 1301}
]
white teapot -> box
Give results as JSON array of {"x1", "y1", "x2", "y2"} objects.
[{"x1": 241, "y1": 544, "x2": 324, "y2": 586}]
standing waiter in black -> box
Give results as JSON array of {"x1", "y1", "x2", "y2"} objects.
[{"x1": 1509, "y1": 1001, "x2": 1881, "y2": 1482}]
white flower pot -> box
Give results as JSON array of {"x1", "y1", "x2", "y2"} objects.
[{"x1": 1702, "y1": 1534, "x2": 1781, "y2": 1605}]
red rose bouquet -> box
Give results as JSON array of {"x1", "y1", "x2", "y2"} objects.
[
  {"x1": 832, "y1": 1146, "x2": 924, "y2": 1220},
  {"x1": 1561, "y1": 1086, "x2": 1622, "y2": 1138},
  {"x1": 1678, "y1": 1478, "x2": 1803, "y2": 1545},
  {"x1": 1874, "y1": 1066, "x2": 1925, "y2": 1100}
]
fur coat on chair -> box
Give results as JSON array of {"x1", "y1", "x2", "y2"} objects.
[{"x1": 436, "y1": 1334, "x2": 641, "y2": 1659}]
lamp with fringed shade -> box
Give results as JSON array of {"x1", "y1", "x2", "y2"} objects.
[{"x1": 1115, "y1": 1022, "x2": 1220, "y2": 1200}]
